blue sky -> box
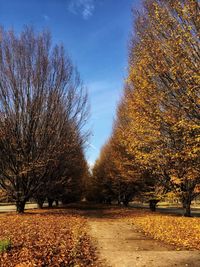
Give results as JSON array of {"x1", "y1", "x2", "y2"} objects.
[{"x1": 0, "y1": 0, "x2": 141, "y2": 165}]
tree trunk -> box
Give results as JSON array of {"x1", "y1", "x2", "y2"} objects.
[
  {"x1": 16, "y1": 200, "x2": 26, "y2": 213},
  {"x1": 123, "y1": 196, "x2": 129, "y2": 207},
  {"x1": 182, "y1": 202, "x2": 186, "y2": 209},
  {"x1": 182, "y1": 194, "x2": 192, "y2": 217},
  {"x1": 37, "y1": 199, "x2": 44, "y2": 209},
  {"x1": 117, "y1": 182, "x2": 121, "y2": 205},
  {"x1": 55, "y1": 200, "x2": 59, "y2": 207},
  {"x1": 48, "y1": 198, "x2": 54, "y2": 208},
  {"x1": 149, "y1": 199, "x2": 159, "y2": 212},
  {"x1": 184, "y1": 201, "x2": 191, "y2": 217},
  {"x1": 123, "y1": 200, "x2": 129, "y2": 207},
  {"x1": 117, "y1": 198, "x2": 121, "y2": 205}
]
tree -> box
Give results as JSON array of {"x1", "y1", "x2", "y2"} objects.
[
  {"x1": 125, "y1": 0, "x2": 200, "y2": 216},
  {"x1": 0, "y1": 27, "x2": 89, "y2": 213},
  {"x1": 33, "y1": 122, "x2": 89, "y2": 208},
  {"x1": 86, "y1": 142, "x2": 116, "y2": 204},
  {"x1": 90, "y1": 118, "x2": 145, "y2": 206}
]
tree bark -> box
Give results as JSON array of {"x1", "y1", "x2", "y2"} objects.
[
  {"x1": 149, "y1": 199, "x2": 159, "y2": 212},
  {"x1": 16, "y1": 200, "x2": 26, "y2": 213},
  {"x1": 117, "y1": 198, "x2": 121, "y2": 205},
  {"x1": 123, "y1": 200, "x2": 129, "y2": 207},
  {"x1": 37, "y1": 199, "x2": 45, "y2": 209},
  {"x1": 184, "y1": 200, "x2": 191, "y2": 217},
  {"x1": 182, "y1": 193, "x2": 192, "y2": 217},
  {"x1": 48, "y1": 198, "x2": 54, "y2": 208}
]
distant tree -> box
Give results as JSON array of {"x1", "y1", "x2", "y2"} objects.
[
  {"x1": 90, "y1": 132, "x2": 144, "y2": 206},
  {"x1": 0, "y1": 27, "x2": 89, "y2": 213},
  {"x1": 85, "y1": 142, "x2": 117, "y2": 204}
]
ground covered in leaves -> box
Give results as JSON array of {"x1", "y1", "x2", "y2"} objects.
[
  {"x1": 131, "y1": 212, "x2": 200, "y2": 251},
  {"x1": 0, "y1": 204, "x2": 200, "y2": 267},
  {"x1": 0, "y1": 208, "x2": 99, "y2": 267}
]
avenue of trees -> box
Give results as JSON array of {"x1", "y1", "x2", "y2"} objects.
[
  {"x1": 0, "y1": 1, "x2": 199, "y2": 217},
  {"x1": 88, "y1": 0, "x2": 200, "y2": 216},
  {"x1": 0, "y1": 27, "x2": 89, "y2": 213}
]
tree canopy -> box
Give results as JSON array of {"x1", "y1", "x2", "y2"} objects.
[{"x1": 0, "y1": 27, "x2": 89, "y2": 212}]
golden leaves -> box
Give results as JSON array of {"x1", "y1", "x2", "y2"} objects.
[
  {"x1": 122, "y1": 0, "x2": 200, "y2": 199},
  {"x1": 132, "y1": 214, "x2": 200, "y2": 250},
  {"x1": 0, "y1": 210, "x2": 98, "y2": 267}
]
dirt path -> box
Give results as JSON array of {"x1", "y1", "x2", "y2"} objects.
[{"x1": 81, "y1": 207, "x2": 200, "y2": 267}]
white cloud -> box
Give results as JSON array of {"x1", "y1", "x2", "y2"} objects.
[
  {"x1": 43, "y1": 14, "x2": 50, "y2": 21},
  {"x1": 68, "y1": 0, "x2": 95, "y2": 20}
]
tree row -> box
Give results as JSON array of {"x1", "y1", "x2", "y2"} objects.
[{"x1": 87, "y1": 0, "x2": 200, "y2": 216}]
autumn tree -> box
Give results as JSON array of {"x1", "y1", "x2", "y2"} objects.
[
  {"x1": 111, "y1": 95, "x2": 149, "y2": 206},
  {"x1": 86, "y1": 141, "x2": 116, "y2": 203},
  {"x1": 0, "y1": 27, "x2": 89, "y2": 213},
  {"x1": 90, "y1": 120, "x2": 145, "y2": 206},
  {"x1": 89, "y1": 87, "x2": 151, "y2": 207},
  {"x1": 125, "y1": 0, "x2": 200, "y2": 216}
]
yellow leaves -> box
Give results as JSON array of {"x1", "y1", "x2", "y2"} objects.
[
  {"x1": 132, "y1": 214, "x2": 200, "y2": 250},
  {"x1": 94, "y1": 0, "x2": 200, "y2": 203},
  {"x1": 194, "y1": 185, "x2": 200, "y2": 193},
  {"x1": 170, "y1": 175, "x2": 182, "y2": 185},
  {"x1": 186, "y1": 168, "x2": 199, "y2": 180}
]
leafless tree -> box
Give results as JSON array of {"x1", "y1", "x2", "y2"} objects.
[{"x1": 0, "y1": 27, "x2": 89, "y2": 212}]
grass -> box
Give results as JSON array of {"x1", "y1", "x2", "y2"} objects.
[{"x1": 0, "y1": 239, "x2": 11, "y2": 253}]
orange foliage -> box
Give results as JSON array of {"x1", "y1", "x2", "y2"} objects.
[{"x1": 0, "y1": 209, "x2": 98, "y2": 267}]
